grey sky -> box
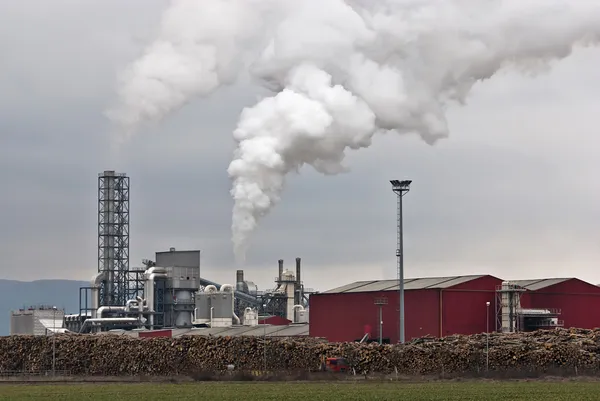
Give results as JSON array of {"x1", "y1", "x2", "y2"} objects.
[{"x1": 1, "y1": 1, "x2": 599, "y2": 293}]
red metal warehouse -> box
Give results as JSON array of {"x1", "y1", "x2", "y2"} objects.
[
  {"x1": 309, "y1": 275, "x2": 600, "y2": 343},
  {"x1": 309, "y1": 275, "x2": 502, "y2": 343},
  {"x1": 507, "y1": 278, "x2": 600, "y2": 331}
]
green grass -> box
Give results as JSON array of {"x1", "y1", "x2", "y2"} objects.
[{"x1": 1, "y1": 381, "x2": 600, "y2": 400}]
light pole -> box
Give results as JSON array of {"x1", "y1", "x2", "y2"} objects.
[
  {"x1": 390, "y1": 180, "x2": 411, "y2": 344},
  {"x1": 52, "y1": 306, "x2": 57, "y2": 377},
  {"x1": 374, "y1": 297, "x2": 388, "y2": 345},
  {"x1": 486, "y1": 301, "x2": 490, "y2": 372}
]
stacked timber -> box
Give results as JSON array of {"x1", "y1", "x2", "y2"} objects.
[{"x1": 1, "y1": 328, "x2": 600, "y2": 376}]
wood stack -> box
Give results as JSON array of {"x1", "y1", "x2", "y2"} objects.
[{"x1": 1, "y1": 328, "x2": 600, "y2": 376}]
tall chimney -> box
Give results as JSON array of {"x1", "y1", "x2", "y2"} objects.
[
  {"x1": 236, "y1": 269, "x2": 244, "y2": 284},
  {"x1": 295, "y1": 257, "x2": 302, "y2": 306},
  {"x1": 278, "y1": 259, "x2": 284, "y2": 281},
  {"x1": 295, "y1": 257, "x2": 301, "y2": 285}
]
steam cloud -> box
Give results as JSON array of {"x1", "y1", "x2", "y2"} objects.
[{"x1": 107, "y1": 0, "x2": 600, "y2": 262}]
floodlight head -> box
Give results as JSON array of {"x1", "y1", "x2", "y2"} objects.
[
  {"x1": 390, "y1": 179, "x2": 412, "y2": 188},
  {"x1": 486, "y1": 302, "x2": 490, "y2": 306},
  {"x1": 390, "y1": 179, "x2": 412, "y2": 194}
]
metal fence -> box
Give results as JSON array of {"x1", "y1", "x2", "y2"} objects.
[{"x1": 0, "y1": 370, "x2": 72, "y2": 377}]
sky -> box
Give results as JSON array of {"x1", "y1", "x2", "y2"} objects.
[{"x1": 1, "y1": 1, "x2": 599, "y2": 294}]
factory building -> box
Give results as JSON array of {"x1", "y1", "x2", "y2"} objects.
[
  {"x1": 310, "y1": 275, "x2": 600, "y2": 343},
  {"x1": 55, "y1": 171, "x2": 315, "y2": 335},
  {"x1": 500, "y1": 278, "x2": 600, "y2": 332},
  {"x1": 310, "y1": 275, "x2": 501, "y2": 343},
  {"x1": 10, "y1": 306, "x2": 66, "y2": 335}
]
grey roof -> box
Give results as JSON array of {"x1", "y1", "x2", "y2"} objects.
[
  {"x1": 170, "y1": 324, "x2": 309, "y2": 338},
  {"x1": 322, "y1": 275, "x2": 487, "y2": 294},
  {"x1": 509, "y1": 278, "x2": 571, "y2": 291}
]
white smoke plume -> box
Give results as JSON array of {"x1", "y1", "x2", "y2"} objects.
[{"x1": 107, "y1": 0, "x2": 600, "y2": 262}]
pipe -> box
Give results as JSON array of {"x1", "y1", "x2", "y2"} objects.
[
  {"x1": 125, "y1": 300, "x2": 138, "y2": 311},
  {"x1": 144, "y1": 267, "x2": 167, "y2": 329},
  {"x1": 278, "y1": 259, "x2": 284, "y2": 281},
  {"x1": 210, "y1": 307, "x2": 214, "y2": 327},
  {"x1": 78, "y1": 317, "x2": 139, "y2": 334},
  {"x1": 90, "y1": 272, "x2": 106, "y2": 319},
  {"x1": 204, "y1": 285, "x2": 218, "y2": 293},
  {"x1": 136, "y1": 296, "x2": 145, "y2": 322},
  {"x1": 220, "y1": 284, "x2": 241, "y2": 325},
  {"x1": 97, "y1": 306, "x2": 126, "y2": 318},
  {"x1": 220, "y1": 284, "x2": 233, "y2": 292}
]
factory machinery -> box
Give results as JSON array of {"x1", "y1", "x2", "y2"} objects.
[{"x1": 63, "y1": 170, "x2": 315, "y2": 334}]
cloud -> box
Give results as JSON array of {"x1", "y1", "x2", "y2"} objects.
[{"x1": 0, "y1": 1, "x2": 599, "y2": 295}]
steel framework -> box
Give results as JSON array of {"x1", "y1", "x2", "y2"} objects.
[
  {"x1": 98, "y1": 170, "x2": 130, "y2": 306},
  {"x1": 390, "y1": 179, "x2": 411, "y2": 344}
]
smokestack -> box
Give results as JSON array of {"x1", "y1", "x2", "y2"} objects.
[
  {"x1": 278, "y1": 259, "x2": 284, "y2": 281},
  {"x1": 236, "y1": 269, "x2": 244, "y2": 284},
  {"x1": 295, "y1": 257, "x2": 301, "y2": 285}
]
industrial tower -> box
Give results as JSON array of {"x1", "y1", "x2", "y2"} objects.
[{"x1": 98, "y1": 170, "x2": 130, "y2": 306}]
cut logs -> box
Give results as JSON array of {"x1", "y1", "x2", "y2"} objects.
[{"x1": 1, "y1": 328, "x2": 600, "y2": 376}]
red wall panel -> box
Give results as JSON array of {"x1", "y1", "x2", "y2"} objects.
[
  {"x1": 138, "y1": 329, "x2": 172, "y2": 338},
  {"x1": 441, "y1": 290, "x2": 495, "y2": 336},
  {"x1": 309, "y1": 290, "x2": 440, "y2": 343},
  {"x1": 441, "y1": 275, "x2": 501, "y2": 336}
]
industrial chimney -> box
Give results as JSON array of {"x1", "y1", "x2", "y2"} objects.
[
  {"x1": 236, "y1": 269, "x2": 244, "y2": 292},
  {"x1": 278, "y1": 259, "x2": 284, "y2": 282},
  {"x1": 295, "y1": 258, "x2": 301, "y2": 286},
  {"x1": 295, "y1": 257, "x2": 302, "y2": 305}
]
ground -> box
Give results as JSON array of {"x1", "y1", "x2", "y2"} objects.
[{"x1": 0, "y1": 380, "x2": 599, "y2": 400}]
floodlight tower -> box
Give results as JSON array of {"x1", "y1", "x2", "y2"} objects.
[{"x1": 390, "y1": 179, "x2": 411, "y2": 344}]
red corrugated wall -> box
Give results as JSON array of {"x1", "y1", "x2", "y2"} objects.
[
  {"x1": 440, "y1": 275, "x2": 502, "y2": 337},
  {"x1": 520, "y1": 279, "x2": 600, "y2": 329},
  {"x1": 309, "y1": 290, "x2": 439, "y2": 343}
]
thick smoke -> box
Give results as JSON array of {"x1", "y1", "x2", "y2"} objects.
[{"x1": 107, "y1": 0, "x2": 600, "y2": 261}]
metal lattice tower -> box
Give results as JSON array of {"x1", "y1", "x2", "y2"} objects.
[
  {"x1": 390, "y1": 180, "x2": 411, "y2": 344},
  {"x1": 98, "y1": 170, "x2": 130, "y2": 306}
]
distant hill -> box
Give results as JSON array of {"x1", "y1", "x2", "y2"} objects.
[{"x1": 0, "y1": 279, "x2": 88, "y2": 336}]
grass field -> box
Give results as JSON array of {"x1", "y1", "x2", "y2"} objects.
[{"x1": 1, "y1": 380, "x2": 600, "y2": 401}]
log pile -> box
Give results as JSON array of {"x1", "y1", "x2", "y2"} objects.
[{"x1": 1, "y1": 328, "x2": 600, "y2": 376}]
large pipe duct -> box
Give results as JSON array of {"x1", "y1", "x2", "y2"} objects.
[
  {"x1": 220, "y1": 284, "x2": 241, "y2": 325},
  {"x1": 97, "y1": 306, "x2": 126, "y2": 318},
  {"x1": 278, "y1": 259, "x2": 284, "y2": 281},
  {"x1": 144, "y1": 267, "x2": 167, "y2": 329},
  {"x1": 204, "y1": 285, "x2": 218, "y2": 293},
  {"x1": 90, "y1": 272, "x2": 106, "y2": 318},
  {"x1": 78, "y1": 317, "x2": 139, "y2": 334}
]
